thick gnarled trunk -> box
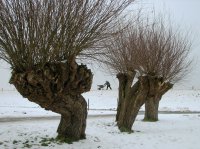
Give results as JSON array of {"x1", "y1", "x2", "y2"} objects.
[
  {"x1": 116, "y1": 73, "x2": 149, "y2": 132},
  {"x1": 57, "y1": 95, "x2": 87, "y2": 140},
  {"x1": 144, "y1": 76, "x2": 173, "y2": 121},
  {"x1": 9, "y1": 62, "x2": 93, "y2": 140},
  {"x1": 144, "y1": 95, "x2": 161, "y2": 121}
]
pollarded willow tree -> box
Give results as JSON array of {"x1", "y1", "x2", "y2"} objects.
[
  {"x1": 101, "y1": 16, "x2": 191, "y2": 132},
  {"x1": 101, "y1": 20, "x2": 151, "y2": 132},
  {"x1": 0, "y1": 0, "x2": 134, "y2": 141},
  {"x1": 138, "y1": 18, "x2": 192, "y2": 121}
]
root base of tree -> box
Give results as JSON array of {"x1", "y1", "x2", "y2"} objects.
[
  {"x1": 143, "y1": 117, "x2": 158, "y2": 122},
  {"x1": 56, "y1": 135, "x2": 86, "y2": 144},
  {"x1": 118, "y1": 126, "x2": 134, "y2": 133}
]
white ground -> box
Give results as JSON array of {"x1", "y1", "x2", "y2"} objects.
[{"x1": 0, "y1": 90, "x2": 200, "y2": 149}]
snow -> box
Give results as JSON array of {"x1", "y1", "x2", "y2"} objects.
[
  {"x1": 0, "y1": 89, "x2": 200, "y2": 148},
  {"x1": 0, "y1": 89, "x2": 200, "y2": 118}
]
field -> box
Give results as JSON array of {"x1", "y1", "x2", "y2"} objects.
[{"x1": 0, "y1": 90, "x2": 200, "y2": 149}]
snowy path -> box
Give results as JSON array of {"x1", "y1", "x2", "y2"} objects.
[
  {"x1": 1, "y1": 111, "x2": 200, "y2": 123},
  {"x1": 0, "y1": 114, "x2": 114, "y2": 123}
]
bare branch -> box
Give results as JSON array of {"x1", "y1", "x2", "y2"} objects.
[
  {"x1": 0, "y1": 0, "x2": 134, "y2": 72},
  {"x1": 101, "y1": 13, "x2": 192, "y2": 83}
]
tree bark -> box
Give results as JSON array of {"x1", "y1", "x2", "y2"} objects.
[
  {"x1": 57, "y1": 95, "x2": 87, "y2": 140},
  {"x1": 9, "y1": 62, "x2": 93, "y2": 141},
  {"x1": 116, "y1": 73, "x2": 149, "y2": 132},
  {"x1": 144, "y1": 95, "x2": 161, "y2": 121},
  {"x1": 144, "y1": 76, "x2": 173, "y2": 121}
]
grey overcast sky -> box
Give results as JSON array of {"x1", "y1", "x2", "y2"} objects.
[
  {"x1": 139, "y1": 0, "x2": 200, "y2": 89},
  {"x1": 0, "y1": 0, "x2": 200, "y2": 90}
]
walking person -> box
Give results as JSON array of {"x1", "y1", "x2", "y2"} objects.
[{"x1": 104, "y1": 81, "x2": 112, "y2": 90}]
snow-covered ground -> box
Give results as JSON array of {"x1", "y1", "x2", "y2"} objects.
[
  {"x1": 0, "y1": 89, "x2": 200, "y2": 118},
  {"x1": 0, "y1": 115, "x2": 200, "y2": 149},
  {"x1": 0, "y1": 89, "x2": 200, "y2": 149}
]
